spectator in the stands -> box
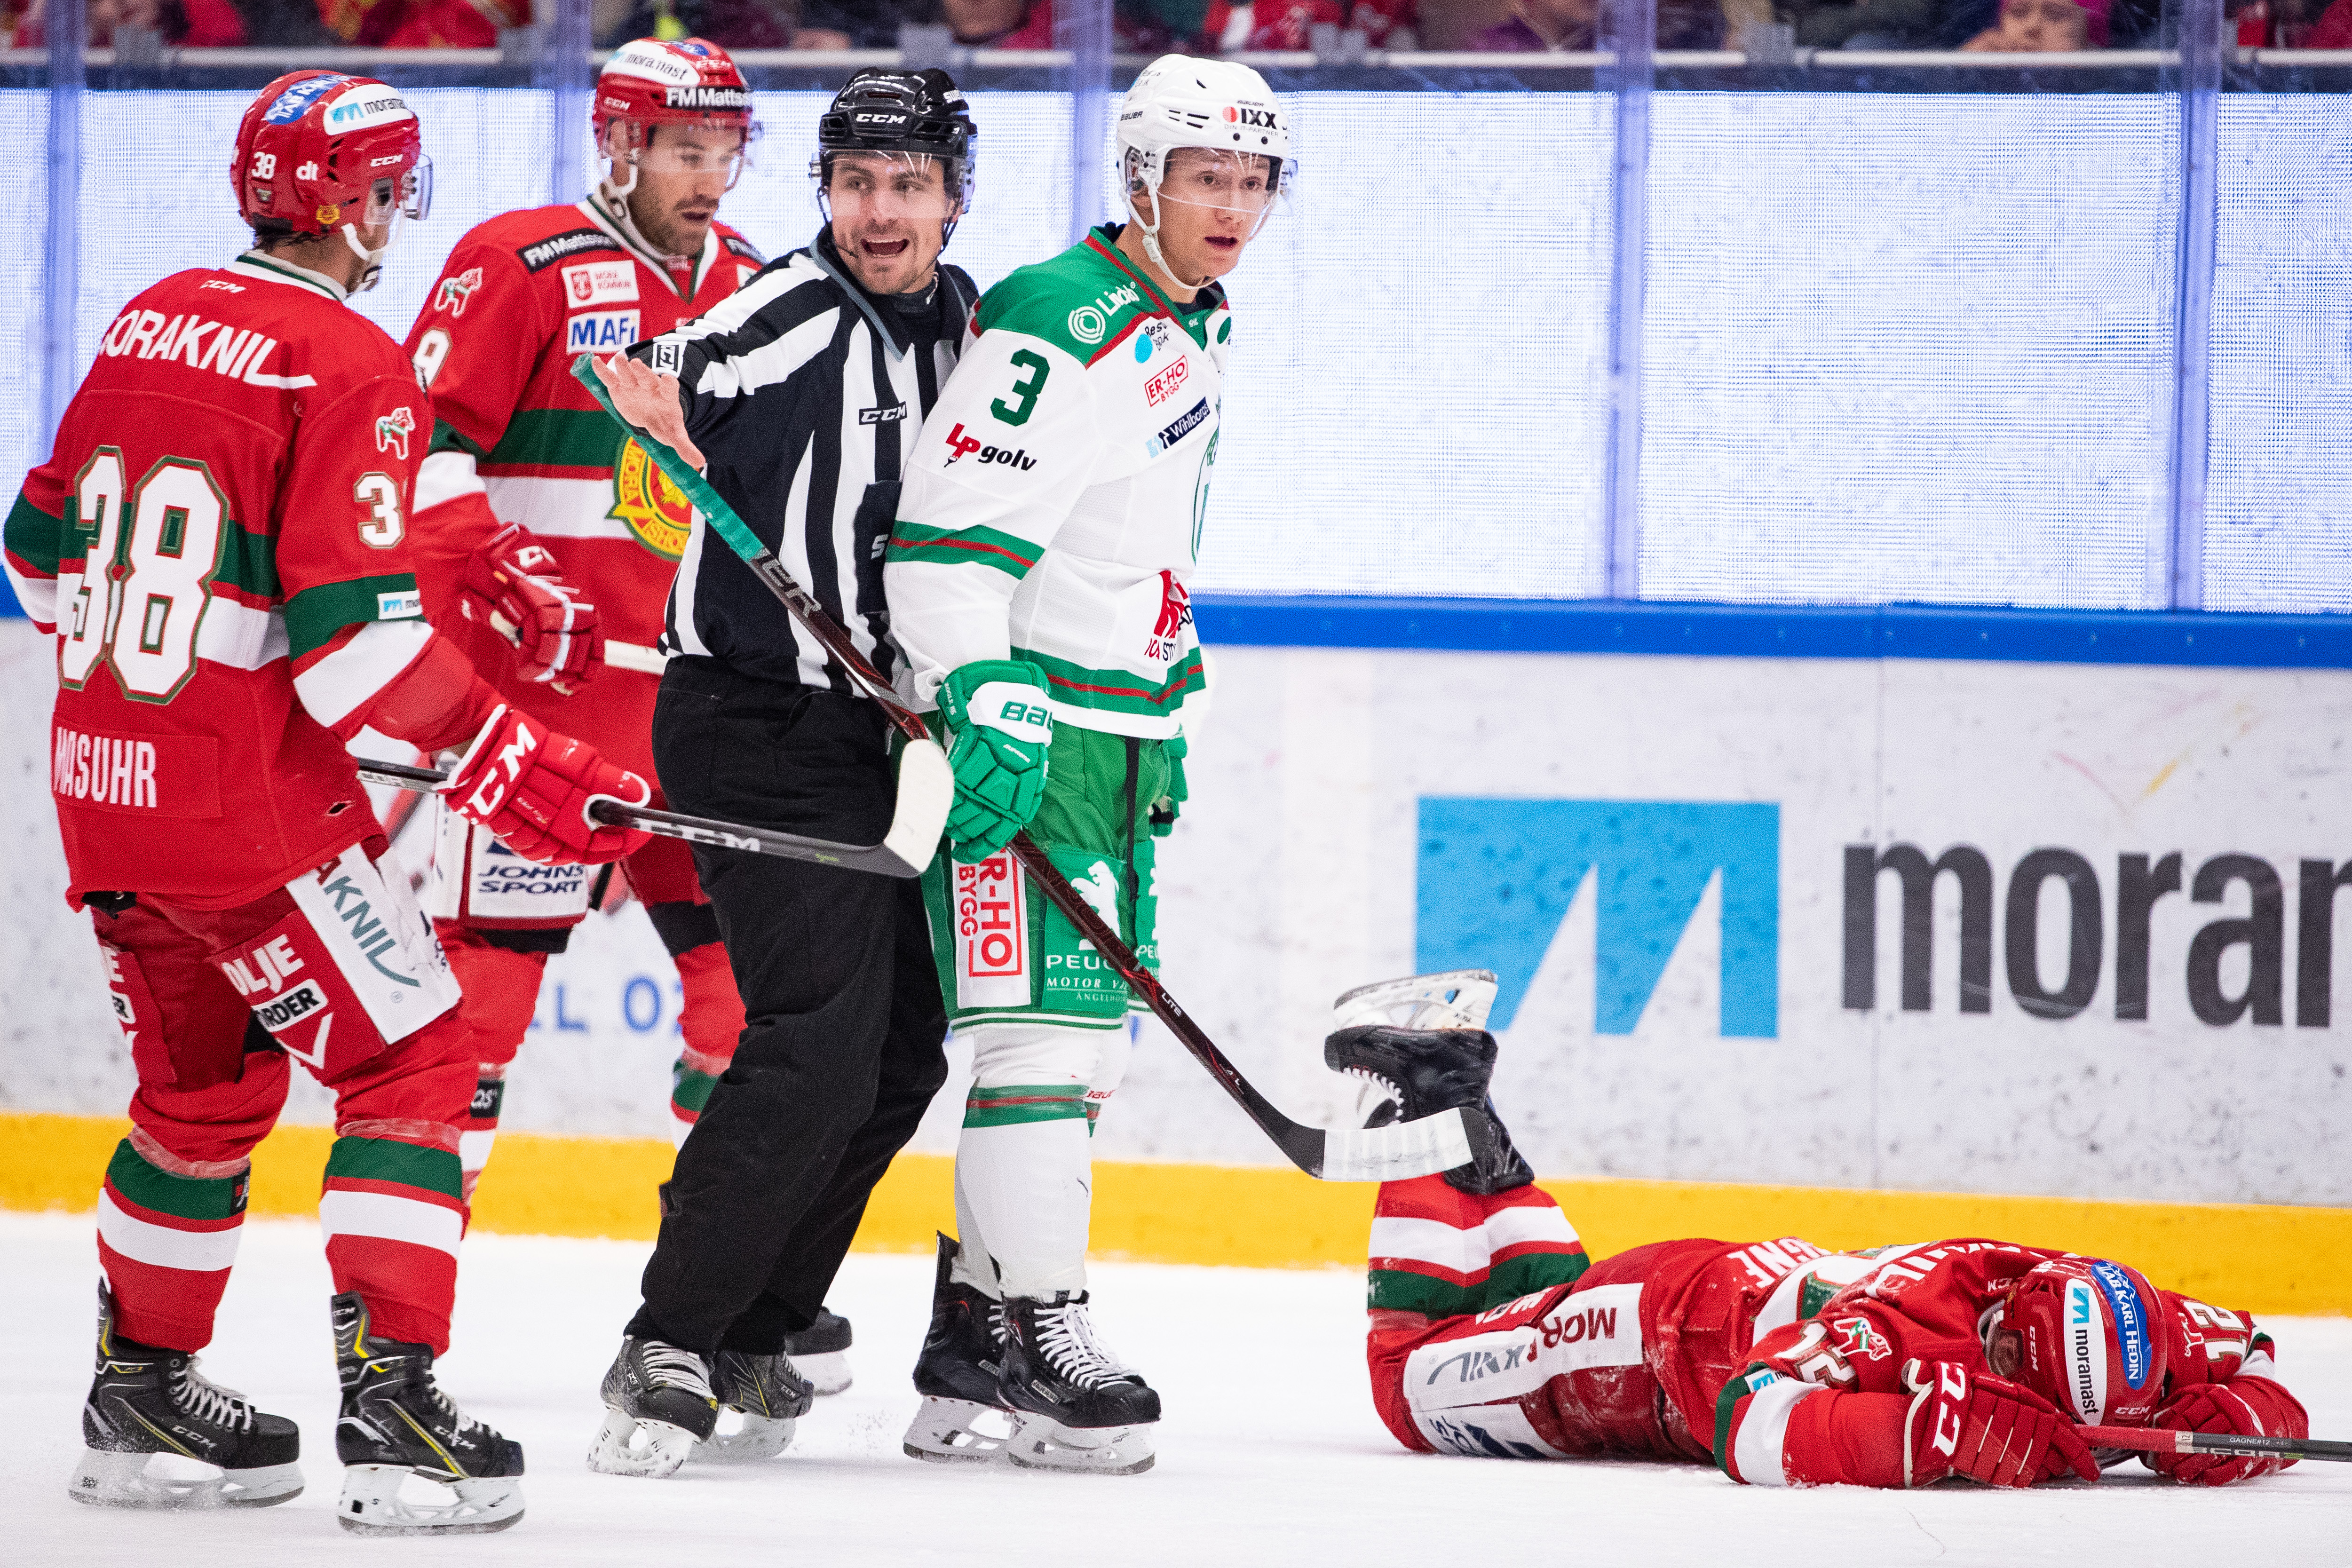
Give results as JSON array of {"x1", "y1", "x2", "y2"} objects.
[
  {"x1": 602, "y1": 0, "x2": 856, "y2": 46},
  {"x1": 2243, "y1": 0, "x2": 2350, "y2": 43},
  {"x1": 318, "y1": 0, "x2": 521, "y2": 46},
  {"x1": 1223, "y1": 0, "x2": 1417, "y2": 48},
  {"x1": 1779, "y1": 0, "x2": 1941, "y2": 47},
  {"x1": 6, "y1": 0, "x2": 245, "y2": 44},
  {"x1": 939, "y1": 0, "x2": 1052, "y2": 43},
  {"x1": 1465, "y1": 0, "x2": 1720, "y2": 47},
  {"x1": 1960, "y1": 0, "x2": 2104, "y2": 45}
]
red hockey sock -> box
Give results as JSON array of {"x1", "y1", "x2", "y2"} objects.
[
  {"x1": 95, "y1": 1138, "x2": 249, "y2": 1353},
  {"x1": 320, "y1": 1132, "x2": 464, "y2": 1355}
]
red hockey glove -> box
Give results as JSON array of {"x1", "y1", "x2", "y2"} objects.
[
  {"x1": 2143, "y1": 1380, "x2": 2304, "y2": 1485},
  {"x1": 444, "y1": 706, "x2": 651, "y2": 865},
  {"x1": 1901, "y1": 1360, "x2": 2099, "y2": 1488},
  {"x1": 461, "y1": 522, "x2": 603, "y2": 695}
]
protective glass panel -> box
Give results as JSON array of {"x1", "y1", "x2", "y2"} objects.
[
  {"x1": 1639, "y1": 91, "x2": 2178, "y2": 608},
  {"x1": 0, "y1": 88, "x2": 47, "y2": 598},
  {"x1": 1194, "y1": 90, "x2": 1616, "y2": 600},
  {"x1": 2202, "y1": 93, "x2": 2352, "y2": 613}
]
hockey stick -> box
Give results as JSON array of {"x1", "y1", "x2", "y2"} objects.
[
  {"x1": 2075, "y1": 1425, "x2": 2352, "y2": 1463},
  {"x1": 353, "y1": 753, "x2": 951, "y2": 879},
  {"x1": 574, "y1": 354, "x2": 1491, "y2": 1183},
  {"x1": 486, "y1": 610, "x2": 669, "y2": 676}
]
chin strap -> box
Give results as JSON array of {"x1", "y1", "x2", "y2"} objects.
[
  {"x1": 596, "y1": 175, "x2": 693, "y2": 269},
  {"x1": 1123, "y1": 183, "x2": 1212, "y2": 293},
  {"x1": 340, "y1": 221, "x2": 389, "y2": 295}
]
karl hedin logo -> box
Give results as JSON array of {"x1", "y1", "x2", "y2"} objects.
[{"x1": 1417, "y1": 800, "x2": 1779, "y2": 1037}]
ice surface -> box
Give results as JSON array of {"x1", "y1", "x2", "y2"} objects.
[{"x1": 2, "y1": 1212, "x2": 2345, "y2": 1567}]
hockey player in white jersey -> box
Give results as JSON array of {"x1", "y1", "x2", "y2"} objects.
[{"x1": 884, "y1": 56, "x2": 1291, "y2": 1474}]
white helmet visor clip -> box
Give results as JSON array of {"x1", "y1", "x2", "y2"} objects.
[{"x1": 342, "y1": 154, "x2": 430, "y2": 293}]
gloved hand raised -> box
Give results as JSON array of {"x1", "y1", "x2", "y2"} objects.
[
  {"x1": 462, "y1": 521, "x2": 602, "y2": 695},
  {"x1": 937, "y1": 659, "x2": 1053, "y2": 863}
]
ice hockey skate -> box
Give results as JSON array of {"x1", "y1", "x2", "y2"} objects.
[
  {"x1": 68, "y1": 1282, "x2": 303, "y2": 1510},
  {"x1": 331, "y1": 1291, "x2": 524, "y2": 1535},
  {"x1": 782, "y1": 1307, "x2": 856, "y2": 1395},
  {"x1": 903, "y1": 1233, "x2": 1020, "y2": 1464},
  {"x1": 998, "y1": 1291, "x2": 1160, "y2": 1475},
  {"x1": 1325, "y1": 969, "x2": 1533, "y2": 1195},
  {"x1": 587, "y1": 1332, "x2": 719, "y2": 1478},
  {"x1": 695, "y1": 1348, "x2": 813, "y2": 1463}
]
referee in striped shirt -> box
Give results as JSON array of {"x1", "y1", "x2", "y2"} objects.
[{"x1": 584, "y1": 70, "x2": 980, "y2": 1463}]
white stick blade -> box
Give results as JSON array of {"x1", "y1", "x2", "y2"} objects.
[
  {"x1": 1319, "y1": 1107, "x2": 1474, "y2": 1183},
  {"x1": 884, "y1": 739, "x2": 955, "y2": 874}
]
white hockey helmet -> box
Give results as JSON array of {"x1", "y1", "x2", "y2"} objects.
[{"x1": 1116, "y1": 56, "x2": 1293, "y2": 275}]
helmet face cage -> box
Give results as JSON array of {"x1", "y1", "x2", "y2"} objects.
[
  {"x1": 607, "y1": 118, "x2": 758, "y2": 193},
  {"x1": 1125, "y1": 145, "x2": 1292, "y2": 238}
]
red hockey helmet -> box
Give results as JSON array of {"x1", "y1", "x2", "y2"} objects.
[
  {"x1": 594, "y1": 38, "x2": 759, "y2": 189},
  {"x1": 1993, "y1": 1257, "x2": 2170, "y2": 1427},
  {"x1": 232, "y1": 72, "x2": 430, "y2": 290}
]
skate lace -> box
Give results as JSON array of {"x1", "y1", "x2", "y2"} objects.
[
  {"x1": 644, "y1": 1342, "x2": 715, "y2": 1401},
  {"x1": 172, "y1": 1358, "x2": 255, "y2": 1432},
  {"x1": 1032, "y1": 1299, "x2": 1133, "y2": 1390}
]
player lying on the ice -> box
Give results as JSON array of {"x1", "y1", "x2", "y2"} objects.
[{"x1": 1325, "y1": 980, "x2": 2309, "y2": 1489}]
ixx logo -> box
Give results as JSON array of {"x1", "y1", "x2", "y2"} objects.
[{"x1": 1416, "y1": 799, "x2": 1779, "y2": 1037}]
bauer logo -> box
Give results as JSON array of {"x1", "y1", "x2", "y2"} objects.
[
  {"x1": 566, "y1": 310, "x2": 642, "y2": 354},
  {"x1": 1416, "y1": 799, "x2": 1779, "y2": 1036}
]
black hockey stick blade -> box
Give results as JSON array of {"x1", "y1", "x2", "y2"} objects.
[
  {"x1": 2077, "y1": 1424, "x2": 2352, "y2": 1462},
  {"x1": 569, "y1": 354, "x2": 1479, "y2": 1182},
  {"x1": 354, "y1": 747, "x2": 952, "y2": 879}
]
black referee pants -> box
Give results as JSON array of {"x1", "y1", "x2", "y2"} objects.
[{"x1": 630, "y1": 656, "x2": 948, "y2": 1354}]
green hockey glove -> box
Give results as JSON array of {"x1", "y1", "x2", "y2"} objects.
[
  {"x1": 938, "y1": 659, "x2": 1054, "y2": 863},
  {"x1": 1148, "y1": 733, "x2": 1189, "y2": 839}
]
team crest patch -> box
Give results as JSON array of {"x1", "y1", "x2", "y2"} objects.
[{"x1": 608, "y1": 436, "x2": 691, "y2": 559}]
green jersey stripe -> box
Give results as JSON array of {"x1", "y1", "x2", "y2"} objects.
[
  {"x1": 322, "y1": 1134, "x2": 463, "y2": 1199},
  {"x1": 430, "y1": 419, "x2": 489, "y2": 461},
  {"x1": 1018, "y1": 645, "x2": 1205, "y2": 718},
  {"x1": 484, "y1": 407, "x2": 625, "y2": 472},
  {"x1": 5, "y1": 490, "x2": 62, "y2": 575},
  {"x1": 888, "y1": 520, "x2": 1040, "y2": 578},
  {"x1": 283, "y1": 574, "x2": 423, "y2": 660},
  {"x1": 104, "y1": 1139, "x2": 245, "y2": 1221}
]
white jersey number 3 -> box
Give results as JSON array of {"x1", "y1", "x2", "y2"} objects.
[{"x1": 58, "y1": 447, "x2": 226, "y2": 704}]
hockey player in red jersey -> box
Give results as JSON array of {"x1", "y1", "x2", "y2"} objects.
[
  {"x1": 399, "y1": 37, "x2": 762, "y2": 1175},
  {"x1": 3, "y1": 71, "x2": 651, "y2": 1533},
  {"x1": 1326, "y1": 976, "x2": 2310, "y2": 1491}
]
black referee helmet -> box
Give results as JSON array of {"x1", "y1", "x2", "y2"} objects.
[{"x1": 812, "y1": 69, "x2": 978, "y2": 244}]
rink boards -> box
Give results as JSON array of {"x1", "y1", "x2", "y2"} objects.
[{"x1": 4, "y1": 616, "x2": 2352, "y2": 1305}]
